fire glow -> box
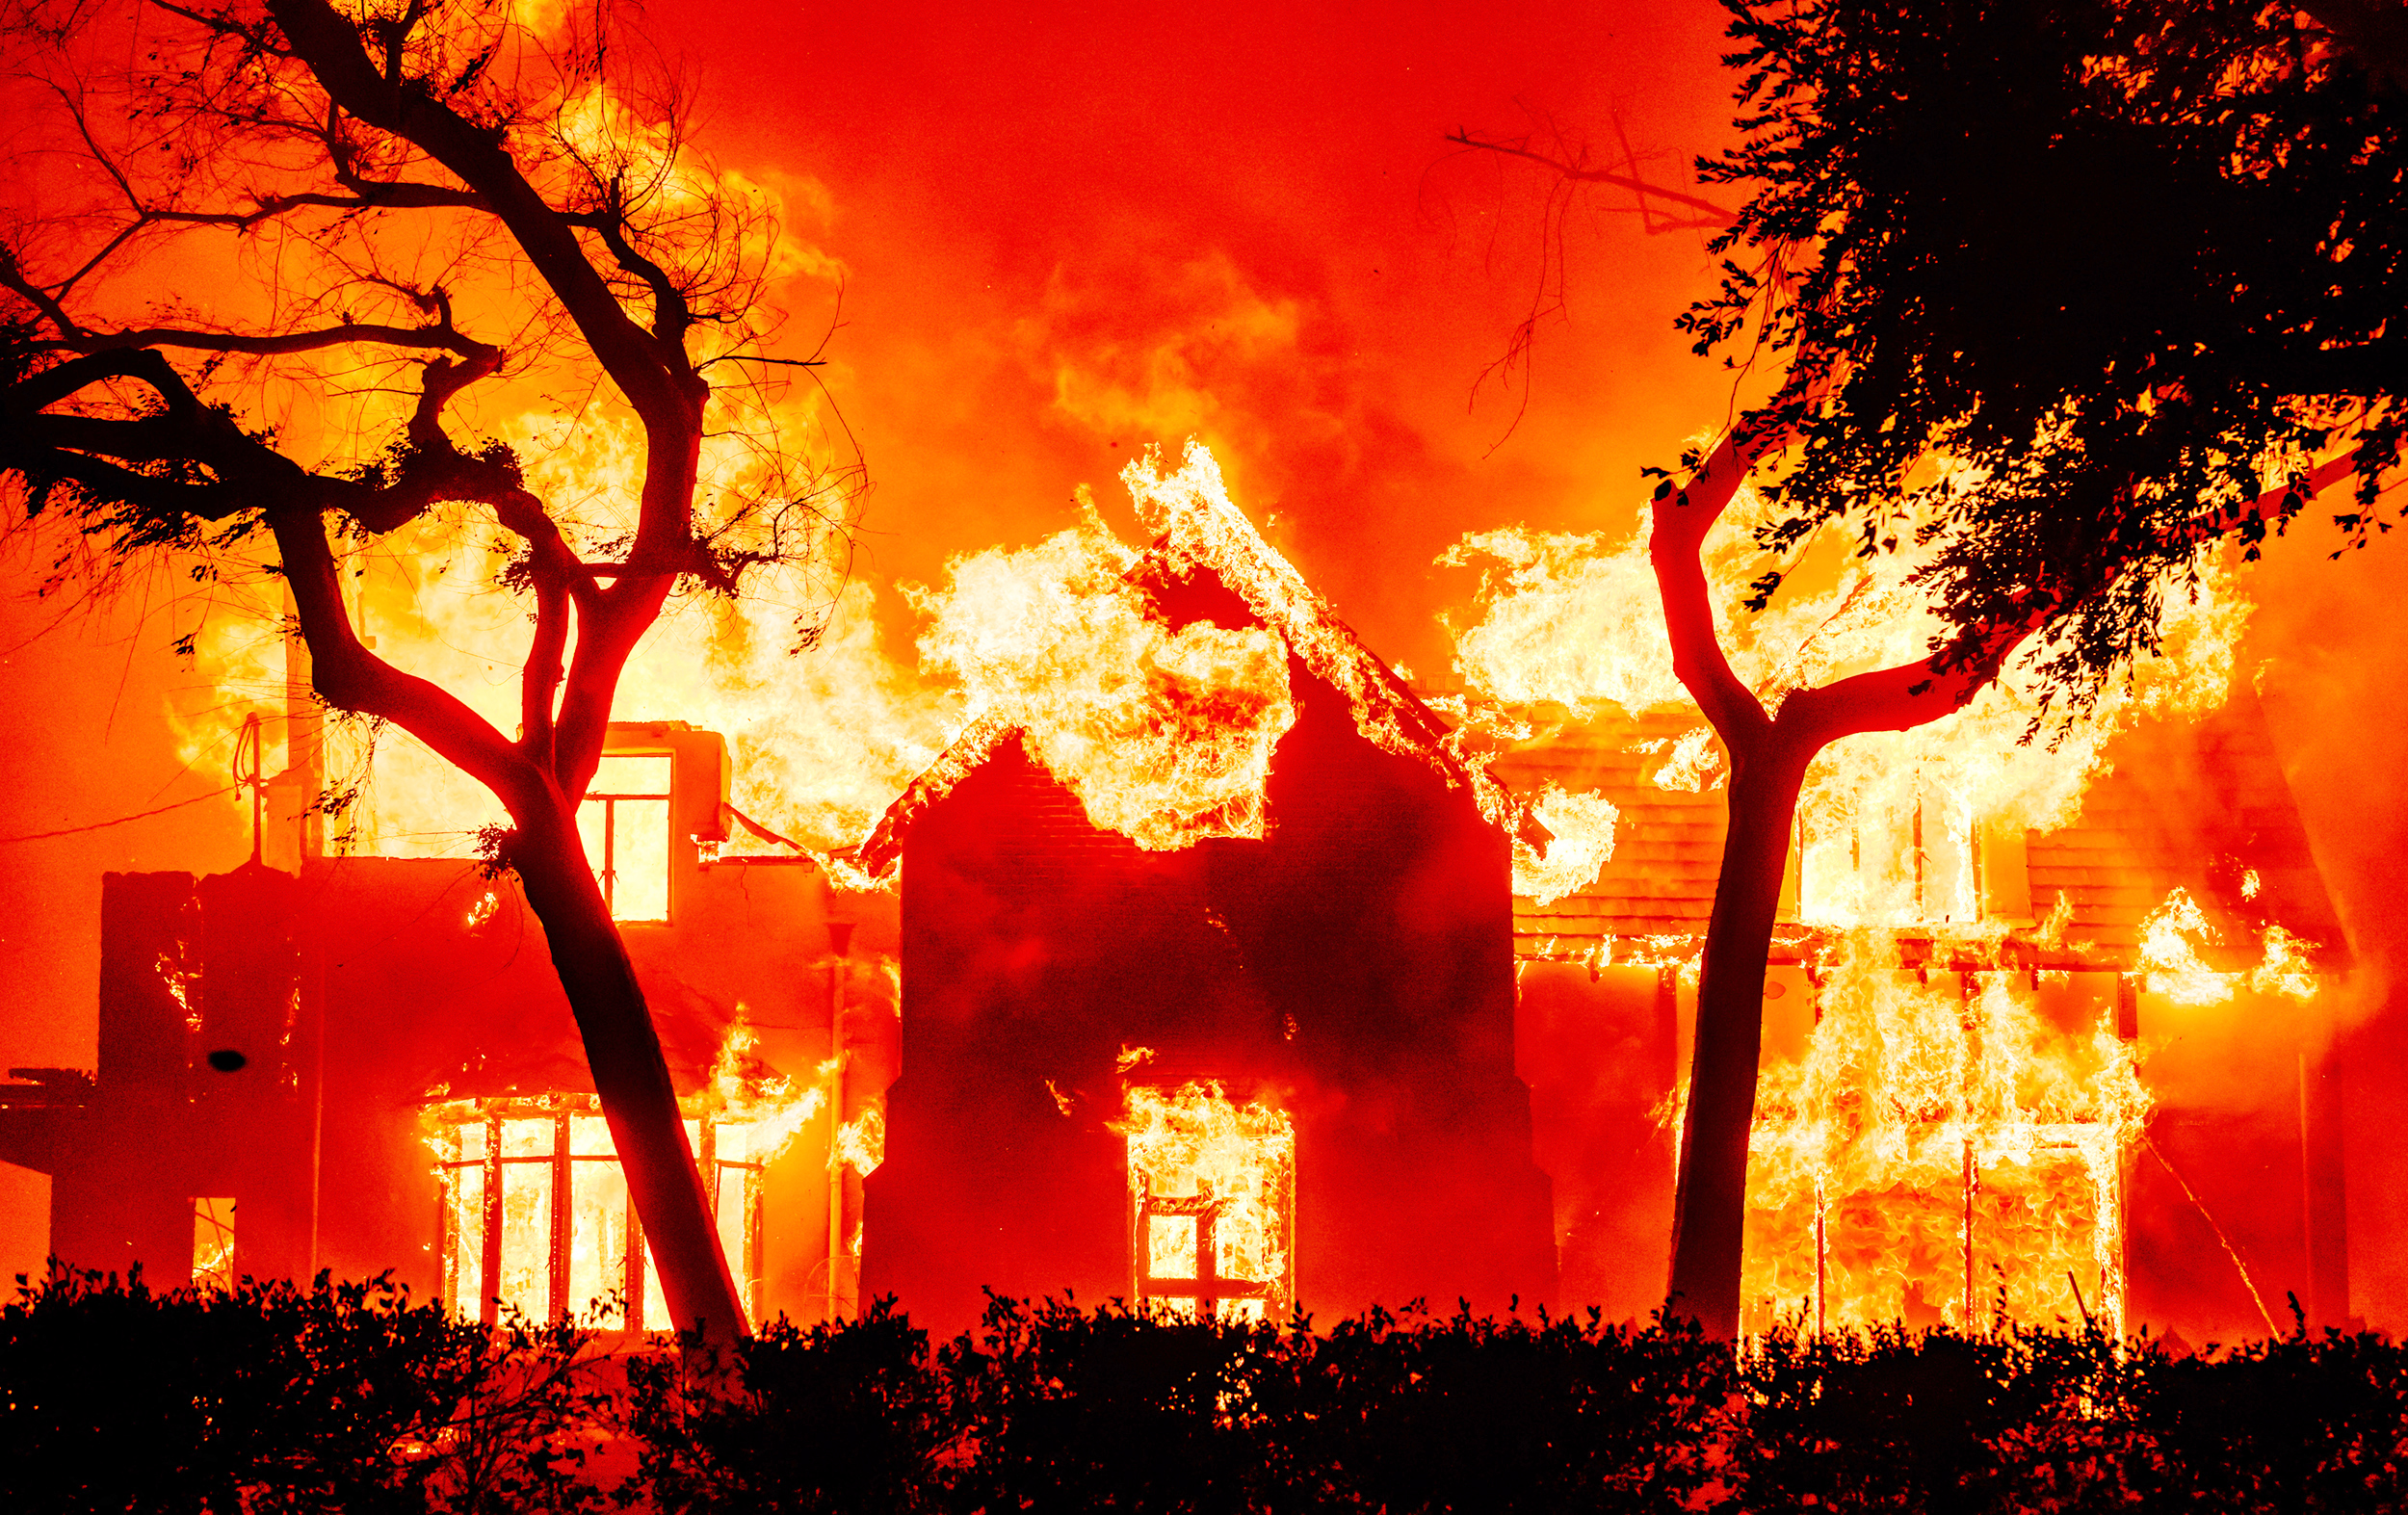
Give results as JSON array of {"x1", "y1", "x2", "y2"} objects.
[
  {"x1": 1117, "y1": 1079, "x2": 1297, "y2": 1324},
  {"x1": 156, "y1": 399, "x2": 2338, "y2": 1343},
  {"x1": 1741, "y1": 939, "x2": 2151, "y2": 1336},
  {"x1": 421, "y1": 1024, "x2": 821, "y2": 1330}
]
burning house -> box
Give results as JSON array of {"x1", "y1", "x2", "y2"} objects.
[
  {"x1": 0, "y1": 444, "x2": 2364, "y2": 1346},
  {"x1": 850, "y1": 460, "x2": 1558, "y2": 1331},
  {"x1": 1500, "y1": 690, "x2": 2351, "y2": 1344},
  {"x1": 0, "y1": 721, "x2": 897, "y2": 1330}
]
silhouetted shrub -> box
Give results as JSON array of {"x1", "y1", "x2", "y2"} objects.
[
  {"x1": 1250, "y1": 1300, "x2": 1740, "y2": 1511},
  {"x1": 2118, "y1": 1321, "x2": 2408, "y2": 1512},
  {"x1": 0, "y1": 1265, "x2": 611, "y2": 1514},
  {"x1": 10, "y1": 1267, "x2": 2408, "y2": 1512},
  {"x1": 623, "y1": 1295, "x2": 950, "y2": 1513}
]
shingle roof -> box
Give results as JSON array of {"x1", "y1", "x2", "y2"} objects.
[
  {"x1": 1479, "y1": 690, "x2": 2346, "y2": 973},
  {"x1": 2024, "y1": 688, "x2": 2345, "y2": 964},
  {"x1": 1484, "y1": 709, "x2": 1728, "y2": 953}
]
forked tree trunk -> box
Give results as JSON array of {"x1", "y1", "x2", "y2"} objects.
[
  {"x1": 1664, "y1": 734, "x2": 1813, "y2": 1338},
  {"x1": 1646, "y1": 413, "x2": 2057, "y2": 1343},
  {"x1": 511, "y1": 803, "x2": 747, "y2": 1341}
]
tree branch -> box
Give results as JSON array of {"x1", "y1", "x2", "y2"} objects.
[
  {"x1": 567, "y1": 201, "x2": 696, "y2": 355},
  {"x1": 266, "y1": 0, "x2": 693, "y2": 431},
  {"x1": 40, "y1": 321, "x2": 494, "y2": 361},
  {"x1": 1648, "y1": 387, "x2": 1832, "y2": 744},
  {"x1": 1447, "y1": 129, "x2": 1737, "y2": 229},
  {"x1": 268, "y1": 505, "x2": 540, "y2": 812}
]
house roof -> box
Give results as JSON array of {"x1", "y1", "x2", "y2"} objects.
[
  {"x1": 856, "y1": 486, "x2": 1528, "y2": 877},
  {"x1": 1482, "y1": 689, "x2": 2347, "y2": 973}
]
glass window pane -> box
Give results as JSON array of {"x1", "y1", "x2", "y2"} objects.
[
  {"x1": 716, "y1": 1122, "x2": 749, "y2": 1164},
  {"x1": 611, "y1": 797, "x2": 670, "y2": 922},
  {"x1": 498, "y1": 1159, "x2": 554, "y2": 1319},
  {"x1": 444, "y1": 1163, "x2": 485, "y2": 1318},
  {"x1": 716, "y1": 1164, "x2": 751, "y2": 1321},
  {"x1": 501, "y1": 1116, "x2": 554, "y2": 1160},
  {"x1": 577, "y1": 798, "x2": 611, "y2": 903},
  {"x1": 569, "y1": 1157, "x2": 631, "y2": 1325},
  {"x1": 1147, "y1": 1214, "x2": 1197, "y2": 1280},
  {"x1": 594, "y1": 753, "x2": 672, "y2": 796},
  {"x1": 641, "y1": 1240, "x2": 670, "y2": 1332},
  {"x1": 192, "y1": 1198, "x2": 235, "y2": 1293},
  {"x1": 570, "y1": 1113, "x2": 615, "y2": 1157},
  {"x1": 455, "y1": 1120, "x2": 489, "y2": 1162}
]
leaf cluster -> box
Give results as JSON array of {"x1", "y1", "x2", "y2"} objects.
[{"x1": 1691, "y1": 0, "x2": 2408, "y2": 708}]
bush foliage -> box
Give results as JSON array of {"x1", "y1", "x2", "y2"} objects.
[{"x1": 5, "y1": 1267, "x2": 2405, "y2": 1512}]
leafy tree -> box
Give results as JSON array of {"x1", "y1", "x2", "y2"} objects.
[
  {"x1": 1688, "y1": 0, "x2": 2405, "y2": 696},
  {"x1": 1472, "y1": 0, "x2": 2399, "y2": 1339},
  {"x1": 1646, "y1": 0, "x2": 2407, "y2": 1341},
  {"x1": 0, "y1": 0, "x2": 857, "y2": 1340}
]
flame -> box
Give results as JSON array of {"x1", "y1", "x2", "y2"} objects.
[
  {"x1": 1114, "y1": 1081, "x2": 1296, "y2": 1322},
  {"x1": 1448, "y1": 514, "x2": 2249, "y2": 931},
  {"x1": 909, "y1": 491, "x2": 1296, "y2": 850},
  {"x1": 1741, "y1": 934, "x2": 2152, "y2": 1336},
  {"x1": 835, "y1": 1108, "x2": 886, "y2": 1177},
  {"x1": 2136, "y1": 889, "x2": 2229, "y2": 1006},
  {"x1": 2252, "y1": 925, "x2": 2320, "y2": 1004},
  {"x1": 709, "y1": 1020, "x2": 824, "y2": 1163},
  {"x1": 1129, "y1": 443, "x2": 1516, "y2": 828},
  {"x1": 1514, "y1": 784, "x2": 1619, "y2": 906},
  {"x1": 157, "y1": 952, "x2": 200, "y2": 1035},
  {"x1": 415, "y1": 1019, "x2": 820, "y2": 1326},
  {"x1": 1652, "y1": 727, "x2": 1723, "y2": 792},
  {"x1": 1448, "y1": 476, "x2": 2268, "y2": 1335}
]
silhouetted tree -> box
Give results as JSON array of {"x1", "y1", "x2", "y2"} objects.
[
  {"x1": 1468, "y1": 0, "x2": 2401, "y2": 1340},
  {"x1": 1648, "y1": 0, "x2": 2408, "y2": 1339},
  {"x1": 0, "y1": 0, "x2": 858, "y2": 1341}
]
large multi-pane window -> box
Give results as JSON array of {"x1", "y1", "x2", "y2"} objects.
[
  {"x1": 578, "y1": 753, "x2": 672, "y2": 923},
  {"x1": 427, "y1": 1096, "x2": 771, "y2": 1329}
]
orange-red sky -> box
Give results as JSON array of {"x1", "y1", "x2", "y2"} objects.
[
  {"x1": 640, "y1": 0, "x2": 1751, "y2": 662},
  {"x1": 7, "y1": 0, "x2": 2408, "y2": 1315}
]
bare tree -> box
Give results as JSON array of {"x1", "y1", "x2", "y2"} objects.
[{"x1": 0, "y1": 0, "x2": 858, "y2": 1341}]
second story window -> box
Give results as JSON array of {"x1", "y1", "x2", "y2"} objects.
[{"x1": 580, "y1": 753, "x2": 672, "y2": 922}]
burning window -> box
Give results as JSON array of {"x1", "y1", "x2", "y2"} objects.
[
  {"x1": 1119, "y1": 1081, "x2": 1296, "y2": 1322},
  {"x1": 579, "y1": 752, "x2": 672, "y2": 923},
  {"x1": 1794, "y1": 776, "x2": 2040, "y2": 928},
  {"x1": 1741, "y1": 960, "x2": 2146, "y2": 1337},
  {"x1": 426, "y1": 1096, "x2": 777, "y2": 1329},
  {"x1": 192, "y1": 1197, "x2": 235, "y2": 1292}
]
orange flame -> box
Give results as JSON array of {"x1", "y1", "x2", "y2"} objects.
[
  {"x1": 1114, "y1": 1080, "x2": 1296, "y2": 1322},
  {"x1": 1741, "y1": 933, "x2": 2151, "y2": 1336}
]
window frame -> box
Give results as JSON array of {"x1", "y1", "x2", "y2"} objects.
[
  {"x1": 581, "y1": 751, "x2": 674, "y2": 924},
  {"x1": 430, "y1": 1094, "x2": 767, "y2": 1330}
]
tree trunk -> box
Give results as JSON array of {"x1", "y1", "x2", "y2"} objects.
[
  {"x1": 512, "y1": 802, "x2": 748, "y2": 1341},
  {"x1": 1665, "y1": 733, "x2": 1814, "y2": 1340}
]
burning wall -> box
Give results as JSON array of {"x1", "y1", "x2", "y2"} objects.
[
  {"x1": 1490, "y1": 695, "x2": 2349, "y2": 1341},
  {"x1": 0, "y1": 727, "x2": 898, "y2": 1330},
  {"x1": 858, "y1": 458, "x2": 1556, "y2": 1332}
]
